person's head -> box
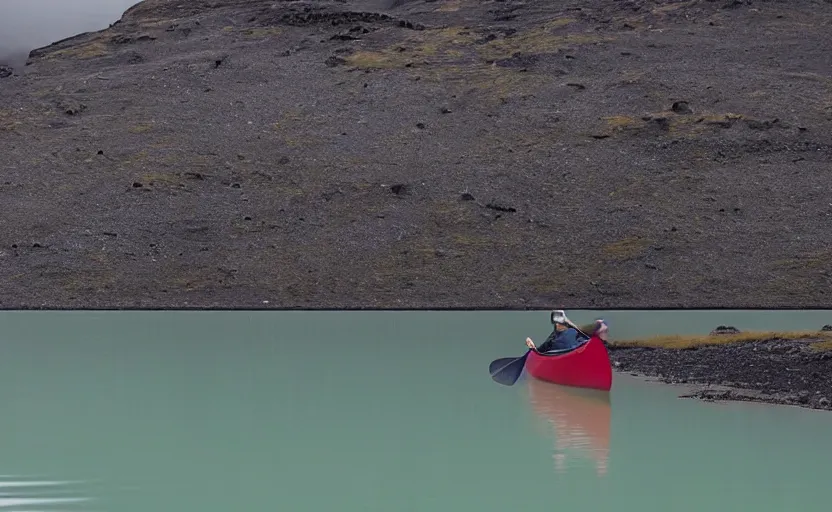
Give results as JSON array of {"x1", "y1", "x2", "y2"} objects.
[{"x1": 554, "y1": 322, "x2": 568, "y2": 332}]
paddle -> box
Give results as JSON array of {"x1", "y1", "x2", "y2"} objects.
[
  {"x1": 488, "y1": 350, "x2": 531, "y2": 386},
  {"x1": 488, "y1": 310, "x2": 569, "y2": 386},
  {"x1": 559, "y1": 311, "x2": 611, "y2": 347}
]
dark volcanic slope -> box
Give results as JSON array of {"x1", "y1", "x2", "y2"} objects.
[{"x1": 2, "y1": 0, "x2": 832, "y2": 308}]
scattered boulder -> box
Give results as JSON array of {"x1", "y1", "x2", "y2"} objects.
[
  {"x1": 710, "y1": 325, "x2": 741, "y2": 335},
  {"x1": 390, "y1": 183, "x2": 410, "y2": 196},
  {"x1": 485, "y1": 202, "x2": 516, "y2": 213},
  {"x1": 0, "y1": 66, "x2": 12, "y2": 78},
  {"x1": 59, "y1": 101, "x2": 87, "y2": 116},
  {"x1": 671, "y1": 101, "x2": 692, "y2": 114}
]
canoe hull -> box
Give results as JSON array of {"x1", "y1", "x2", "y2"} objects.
[{"x1": 525, "y1": 335, "x2": 613, "y2": 391}]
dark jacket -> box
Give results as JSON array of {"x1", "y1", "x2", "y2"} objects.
[{"x1": 537, "y1": 327, "x2": 586, "y2": 353}]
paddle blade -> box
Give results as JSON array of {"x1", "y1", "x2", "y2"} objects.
[{"x1": 489, "y1": 351, "x2": 530, "y2": 386}]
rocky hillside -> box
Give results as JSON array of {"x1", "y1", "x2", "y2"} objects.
[{"x1": 1, "y1": 0, "x2": 831, "y2": 308}]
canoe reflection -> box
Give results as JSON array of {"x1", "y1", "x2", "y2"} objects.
[{"x1": 526, "y1": 376, "x2": 611, "y2": 476}]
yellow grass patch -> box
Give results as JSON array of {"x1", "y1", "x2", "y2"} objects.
[
  {"x1": 521, "y1": 273, "x2": 569, "y2": 295},
  {"x1": 810, "y1": 340, "x2": 832, "y2": 352},
  {"x1": 345, "y1": 24, "x2": 609, "y2": 70},
  {"x1": 612, "y1": 330, "x2": 832, "y2": 350},
  {"x1": 139, "y1": 172, "x2": 182, "y2": 186},
  {"x1": 604, "y1": 115, "x2": 643, "y2": 130},
  {"x1": 598, "y1": 110, "x2": 752, "y2": 138},
  {"x1": 344, "y1": 51, "x2": 400, "y2": 69},
  {"x1": 342, "y1": 22, "x2": 610, "y2": 103},
  {"x1": 602, "y1": 236, "x2": 650, "y2": 260},
  {"x1": 545, "y1": 18, "x2": 577, "y2": 29},
  {"x1": 0, "y1": 109, "x2": 22, "y2": 131},
  {"x1": 345, "y1": 27, "x2": 478, "y2": 69},
  {"x1": 61, "y1": 271, "x2": 118, "y2": 292},
  {"x1": 651, "y1": 1, "x2": 697, "y2": 15},
  {"x1": 452, "y1": 234, "x2": 493, "y2": 247},
  {"x1": 129, "y1": 123, "x2": 154, "y2": 134},
  {"x1": 477, "y1": 31, "x2": 608, "y2": 61},
  {"x1": 770, "y1": 249, "x2": 832, "y2": 271},
  {"x1": 47, "y1": 41, "x2": 110, "y2": 59},
  {"x1": 436, "y1": 0, "x2": 462, "y2": 12},
  {"x1": 240, "y1": 27, "x2": 282, "y2": 38}
]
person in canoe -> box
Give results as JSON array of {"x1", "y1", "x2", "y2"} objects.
[{"x1": 526, "y1": 317, "x2": 607, "y2": 354}]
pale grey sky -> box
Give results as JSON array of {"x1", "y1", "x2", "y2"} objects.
[{"x1": 0, "y1": 0, "x2": 139, "y2": 66}]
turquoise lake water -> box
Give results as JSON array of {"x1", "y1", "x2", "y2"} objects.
[{"x1": 0, "y1": 310, "x2": 830, "y2": 511}]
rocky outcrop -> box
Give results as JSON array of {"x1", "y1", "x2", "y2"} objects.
[
  {"x1": 610, "y1": 339, "x2": 832, "y2": 410},
  {"x1": 710, "y1": 326, "x2": 741, "y2": 335}
]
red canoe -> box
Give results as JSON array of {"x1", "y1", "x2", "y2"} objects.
[{"x1": 525, "y1": 335, "x2": 613, "y2": 391}]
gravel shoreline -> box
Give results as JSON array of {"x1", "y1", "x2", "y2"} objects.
[{"x1": 609, "y1": 338, "x2": 832, "y2": 411}]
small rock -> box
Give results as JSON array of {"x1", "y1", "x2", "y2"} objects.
[
  {"x1": 60, "y1": 102, "x2": 87, "y2": 116},
  {"x1": 325, "y1": 55, "x2": 347, "y2": 67},
  {"x1": 331, "y1": 33, "x2": 361, "y2": 41},
  {"x1": 671, "y1": 101, "x2": 692, "y2": 114},
  {"x1": 0, "y1": 66, "x2": 12, "y2": 78},
  {"x1": 459, "y1": 192, "x2": 475, "y2": 201},
  {"x1": 127, "y1": 52, "x2": 144, "y2": 65},
  {"x1": 416, "y1": 122, "x2": 426, "y2": 129},
  {"x1": 398, "y1": 20, "x2": 425, "y2": 30},
  {"x1": 651, "y1": 117, "x2": 671, "y2": 130},
  {"x1": 485, "y1": 202, "x2": 516, "y2": 213},
  {"x1": 821, "y1": 324, "x2": 832, "y2": 331},
  {"x1": 723, "y1": 0, "x2": 747, "y2": 9},
  {"x1": 710, "y1": 325, "x2": 741, "y2": 335},
  {"x1": 390, "y1": 183, "x2": 410, "y2": 196},
  {"x1": 132, "y1": 182, "x2": 143, "y2": 188}
]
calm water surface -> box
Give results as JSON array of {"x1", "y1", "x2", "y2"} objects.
[
  {"x1": 0, "y1": 0, "x2": 139, "y2": 66},
  {"x1": 0, "y1": 310, "x2": 830, "y2": 511}
]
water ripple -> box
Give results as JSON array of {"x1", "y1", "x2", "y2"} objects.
[{"x1": 0, "y1": 476, "x2": 92, "y2": 510}]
